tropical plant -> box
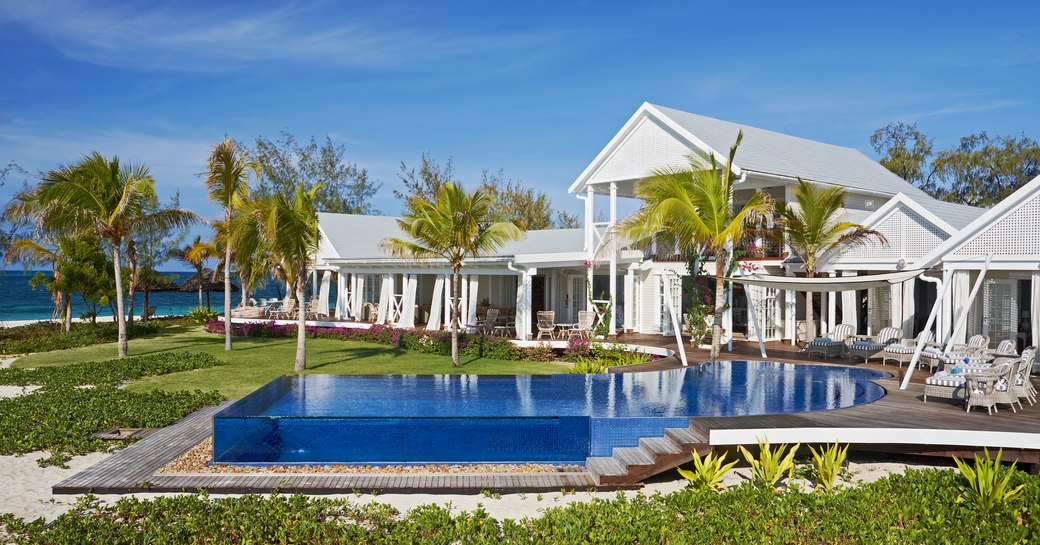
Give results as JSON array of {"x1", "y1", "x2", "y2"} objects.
[
  {"x1": 738, "y1": 438, "x2": 800, "y2": 489},
  {"x1": 677, "y1": 449, "x2": 738, "y2": 491},
  {"x1": 233, "y1": 183, "x2": 322, "y2": 371},
  {"x1": 615, "y1": 132, "x2": 773, "y2": 359},
  {"x1": 380, "y1": 182, "x2": 522, "y2": 367},
  {"x1": 11, "y1": 153, "x2": 198, "y2": 356},
  {"x1": 186, "y1": 307, "x2": 219, "y2": 325},
  {"x1": 777, "y1": 178, "x2": 886, "y2": 338},
  {"x1": 4, "y1": 238, "x2": 70, "y2": 328},
  {"x1": 807, "y1": 441, "x2": 850, "y2": 492},
  {"x1": 952, "y1": 448, "x2": 1026, "y2": 515},
  {"x1": 170, "y1": 235, "x2": 219, "y2": 309},
  {"x1": 205, "y1": 137, "x2": 260, "y2": 351}
]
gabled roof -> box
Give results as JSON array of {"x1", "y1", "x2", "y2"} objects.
[
  {"x1": 317, "y1": 212, "x2": 584, "y2": 261},
  {"x1": 916, "y1": 174, "x2": 1040, "y2": 268},
  {"x1": 570, "y1": 102, "x2": 934, "y2": 199}
]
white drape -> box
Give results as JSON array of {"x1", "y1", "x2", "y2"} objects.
[
  {"x1": 840, "y1": 271, "x2": 859, "y2": 333},
  {"x1": 283, "y1": 280, "x2": 293, "y2": 306},
  {"x1": 889, "y1": 282, "x2": 902, "y2": 331},
  {"x1": 467, "y1": 275, "x2": 480, "y2": 329},
  {"x1": 318, "y1": 270, "x2": 332, "y2": 317},
  {"x1": 444, "y1": 274, "x2": 454, "y2": 329},
  {"x1": 427, "y1": 276, "x2": 444, "y2": 331},
  {"x1": 398, "y1": 274, "x2": 418, "y2": 328},
  {"x1": 376, "y1": 273, "x2": 392, "y2": 324},
  {"x1": 351, "y1": 275, "x2": 363, "y2": 320},
  {"x1": 951, "y1": 270, "x2": 970, "y2": 344},
  {"x1": 902, "y1": 279, "x2": 916, "y2": 338},
  {"x1": 335, "y1": 272, "x2": 347, "y2": 319}
]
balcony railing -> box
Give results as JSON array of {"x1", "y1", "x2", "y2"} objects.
[{"x1": 639, "y1": 226, "x2": 786, "y2": 262}]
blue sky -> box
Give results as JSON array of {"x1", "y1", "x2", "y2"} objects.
[{"x1": 2, "y1": 0, "x2": 1039, "y2": 225}]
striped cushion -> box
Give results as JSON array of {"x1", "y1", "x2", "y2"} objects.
[
  {"x1": 926, "y1": 375, "x2": 966, "y2": 387},
  {"x1": 807, "y1": 340, "x2": 842, "y2": 347},
  {"x1": 884, "y1": 345, "x2": 916, "y2": 354},
  {"x1": 852, "y1": 341, "x2": 884, "y2": 351},
  {"x1": 963, "y1": 363, "x2": 993, "y2": 373}
]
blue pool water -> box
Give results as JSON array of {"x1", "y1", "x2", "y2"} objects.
[{"x1": 213, "y1": 361, "x2": 889, "y2": 465}]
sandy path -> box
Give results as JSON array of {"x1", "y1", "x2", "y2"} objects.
[{"x1": 0, "y1": 452, "x2": 113, "y2": 521}]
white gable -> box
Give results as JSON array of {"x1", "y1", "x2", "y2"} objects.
[
  {"x1": 837, "y1": 203, "x2": 949, "y2": 263},
  {"x1": 952, "y1": 193, "x2": 1040, "y2": 258},
  {"x1": 587, "y1": 115, "x2": 701, "y2": 186}
]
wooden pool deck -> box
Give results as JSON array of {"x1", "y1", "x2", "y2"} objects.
[{"x1": 54, "y1": 337, "x2": 1040, "y2": 494}]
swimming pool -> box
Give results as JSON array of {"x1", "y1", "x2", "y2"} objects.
[{"x1": 212, "y1": 361, "x2": 889, "y2": 465}]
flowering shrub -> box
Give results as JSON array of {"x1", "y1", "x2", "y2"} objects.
[{"x1": 563, "y1": 337, "x2": 592, "y2": 361}]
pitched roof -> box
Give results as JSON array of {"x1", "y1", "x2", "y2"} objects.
[
  {"x1": 914, "y1": 198, "x2": 988, "y2": 229},
  {"x1": 648, "y1": 103, "x2": 932, "y2": 198},
  {"x1": 317, "y1": 212, "x2": 584, "y2": 261}
]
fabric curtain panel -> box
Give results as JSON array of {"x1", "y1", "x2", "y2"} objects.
[
  {"x1": 901, "y1": 279, "x2": 916, "y2": 337},
  {"x1": 335, "y1": 272, "x2": 347, "y2": 320},
  {"x1": 467, "y1": 276, "x2": 480, "y2": 328},
  {"x1": 376, "y1": 273, "x2": 392, "y2": 324},
  {"x1": 840, "y1": 271, "x2": 859, "y2": 333},
  {"x1": 398, "y1": 274, "x2": 418, "y2": 328},
  {"x1": 950, "y1": 269, "x2": 970, "y2": 344},
  {"x1": 317, "y1": 271, "x2": 332, "y2": 316},
  {"x1": 426, "y1": 276, "x2": 444, "y2": 331}
]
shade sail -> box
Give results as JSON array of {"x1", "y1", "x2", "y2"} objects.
[{"x1": 727, "y1": 269, "x2": 925, "y2": 292}]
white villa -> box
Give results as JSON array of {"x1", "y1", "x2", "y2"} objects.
[{"x1": 310, "y1": 102, "x2": 1039, "y2": 353}]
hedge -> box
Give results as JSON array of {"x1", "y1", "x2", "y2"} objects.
[
  {"x1": 0, "y1": 351, "x2": 225, "y2": 389},
  {"x1": 0, "y1": 321, "x2": 164, "y2": 355},
  {"x1": 1, "y1": 469, "x2": 1038, "y2": 543}
]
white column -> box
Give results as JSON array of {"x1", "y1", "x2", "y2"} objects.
[
  {"x1": 624, "y1": 267, "x2": 635, "y2": 332},
  {"x1": 608, "y1": 182, "x2": 618, "y2": 335},
  {"x1": 335, "y1": 271, "x2": 347, "y2": 320},
  {"x1": 840, "y1": 271, "x2": 859, "y2": 333},
  {"x1": 827, "y1": 272, "x2": 837, "y2": 330},
  {"x1": 889, "y1": 282, "x2": 903, "y2": 330},
  {"x1": 467, "y1": 275, "x2": 480, "y2": 330},
  {"x1": 426, "y1": 275, "x2": 444, "y2": 331},
  {"x1": 1031, "y1": 271, "x2": 1040, "y2": 349},
  {"x1": 311, "y1": 265, "x2": 318, "y2": 299},
  {"x1": 586, "y1": 187, "x2": 594, "y2": 312},
  {"x1": 784, "y1": 288, "x2": 796, "y2": 346},
  {"x1": 516, "y1": 270, "x2": 534, "y2": 340},
  {"x1": 820, "y1": 288, "x2": 829, "y2": 334}
]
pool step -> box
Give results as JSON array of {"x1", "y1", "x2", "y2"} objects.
[{"x1": 586, "y1": 425, "x2": 711, "y2": 485}]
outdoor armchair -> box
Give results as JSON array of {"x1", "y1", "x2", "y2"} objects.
[
  {"x1": 882, "y1": 330, "x2": 936, "y2": 367},
  {"x1": 535, "y1": 311, "x2": 556, "y2": 340},
  {"x1": 568, "y1": 310, "x2": 595, "y2": 340},
  {"x1": 478, "y1": 308, "x2": 500, "y2": 336},
  {"x1": 806, "y1": 324, "x2": 854, "y2": 359},
  {"x1": 847, "y1": 326, "x2": 901, "y2": 363},
  {"x1": 271, "y1": 298, "x2": 296, "y2": 320}
]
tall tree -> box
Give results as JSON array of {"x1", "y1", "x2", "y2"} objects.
[
  {"x1": 18, "y1": 153, "x2": 199, "y2": 356},
  {"x1": 135, "y1": 192, "x2": 188, "y2": 322},
  {"x1": 170, "y1": 235, "x2": 218, "y2": 309},
  {"x1": 4, "y1": 239, "x2": 70, "y2": 329},
  {"x1": 205, "y1": 137, "x2": 260, "y2": 351},
  {"x1": 870, "y1": 122, "x2": 937, "y2": 194},
  {"x1": 235, "y1": 183, "x2": 323, "y2": 371},
  {"x1": 252, "y1": 132, "x2": 379, "y2": 214},
  {"x1": 777, "y1": 178, "x2": 886, "y2": 338},
  {"x1": 381, "y1": 182, "x2": 522, "y2": 367},
  {"x1": 616, "y1": 132, "x2": 773, "y2": 359},
  {"x1": 932, "y1": 132, "x2": 1040, "y2": 207},
  {"x1": 395, "y1": 152, "x2": 457, "y2": 203}
]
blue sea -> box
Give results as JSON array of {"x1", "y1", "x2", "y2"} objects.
[{"x1": 0, "y1": 269, "x2": 295, "y2": 322}]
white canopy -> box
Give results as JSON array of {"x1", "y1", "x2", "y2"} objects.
[{"x1": 728, "y1": 269, "x2": 925, "y2": 292}]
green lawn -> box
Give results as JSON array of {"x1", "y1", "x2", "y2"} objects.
[{"x1": 13, "y1": 324, "x2": 569, "y2": 398}]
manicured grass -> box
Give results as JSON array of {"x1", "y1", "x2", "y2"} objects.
[{"x1": 14, "y1": 325, "x2": 568, "y2": 398}]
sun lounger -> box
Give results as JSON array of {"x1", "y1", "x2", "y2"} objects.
[
  {"x1": 847, "y1": 326, "x2": 901, "y2": 363},
  {"x1": 806, "y1": 324, "x2": 853, "y2": 359},
  {"x1": 882, "y1": 330, "x2": 935, "y2": 367}
]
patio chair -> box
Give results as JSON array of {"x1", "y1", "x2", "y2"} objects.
[
  {"x1": 806, "y1": 324, "x2": 854, "y2": 359},
  {"x1": 985, "y1": 339, "x2": 1017, "y2": 358},
  {"x1": 568, "y1": 310, "x2": 595, "y2": 339},
  {"x1": 882, "y1": 330, "x2": 936, "y2": 368},
  {"x1": 536, "y1": 311, "x2": 556, "y2": 340},
  {"x1": 271, "y1": 298, "x2": 296, "y2": 320},
  {"x1": 478, "y1": 308, "x2": 500, "y2": 336},
  {"x1": 965, "y1": 362, "x2": 1016, "y2": 414},
  {"x1": 847, "y1": 326, "x2": 901, "y2": 363},
  {"x1": 142, "y1": 306, "x2": 158, "y2": 321},
  {"x1": 951, "y1": 334, "x2": 990, "y2": 359},
  {"x1": 1010, "y1": 347, "x2": 1037, "y2": 406}
]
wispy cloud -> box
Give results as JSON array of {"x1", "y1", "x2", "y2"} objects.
[
  {"x1": 898, "y1": 100, "x2": 1030, "y2": 120},
  {"x1": 0, "y1": 1, "x2": 564, "y2": 72}
]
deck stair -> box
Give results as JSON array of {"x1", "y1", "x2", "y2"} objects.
[{"x1": 586, "y1": 424, "x2": 711, "y2": 485}]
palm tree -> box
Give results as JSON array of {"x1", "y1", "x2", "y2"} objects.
[
  {"x1": 778, "y1": 178, "x2": 886, "y2": 339},
  {"x1": 234, "y1": 183, "x2": 322, "y2": 372},
  {"x1": 26, "y1": 153, "x2": 198, "y2": 356},
  {"x1": 4, "y1": 239, "x2": 70, "y2": 330},
  {"x1": 381, "y1": 182, "x2": 521, "y2": 367},
  {"x1": 170, "y1": 235, "x2": 219, "y2": 308},
  {"x1": 205, "y1": 138, "x2": 260, "y2": 351},
  {"x1": 615, "y1": 132, "x2": 773, "y2": 359}
]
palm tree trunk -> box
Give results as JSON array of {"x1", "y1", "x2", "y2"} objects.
[
  {"x1": 142, "y1": 288, "x2": 150, "y2": 323},
  {"x1": 294, "y1": 272, "x2": 307, "y2": 372},
  {"x1": 111, "y1": 242, "x2": 128, "y2": 358},
  {"x1": 451, "y1": 268, "x2": 461, "y2": 367},
  {"x1": 710, "y1": 257, "x2": 726, "y2": 360},
  {"x1": 63, "y1": 295, "x2": 72, "y2": 332},
  {"x1": 224, "y1": 220, "x2": 233, "y2": 351}
]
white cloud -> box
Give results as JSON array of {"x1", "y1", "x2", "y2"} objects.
[{"x1": 0, "y1": 1, "x2": 563, "y2": 72}]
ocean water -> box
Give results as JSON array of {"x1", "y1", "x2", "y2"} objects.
[{"x1": 0, "y1": 269, "x2": 304, "y2": 323}]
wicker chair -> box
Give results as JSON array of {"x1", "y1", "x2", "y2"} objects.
[
  {"x1": 882, "y1": 330, "x2": 936, "y2": 367},
  {"x1": 478, "y1": 308, "x2": 500, "y2": 336},
  {"x1": 568, "y1": 310, "x2": 595, "y2": 339},
  {"x1": 535, "y1": 311, "x2": 556, "y2": 340},
  {"x1": 965, "y1": 362, "x2": 1015, "y2": 414},
  {"x1": 1010, "y1": 347, "x2": 1037, "y2": 406},
  {"x1": 806, "y1": 324, "x2": 854, "y2": 359},
  {"x1": 986, "y1": 339, "x2": 1017, "y2": 358},
  {"x1": 271, "y1": 298, "x2": 296, "y2": 319},
  {"x1": 952, "y1": 334, "x2": 990, "y2": 358},
  {"x1": 847, "y1": 326, "x2": 901, "y2": 363}
]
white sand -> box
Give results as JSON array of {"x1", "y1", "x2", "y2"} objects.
[
  {"x1": 0, "y1": 454, "x2": 952, "y2": 523},
  {"x1": 0, "y1": 385, "x2": 40, "y2": 399}
]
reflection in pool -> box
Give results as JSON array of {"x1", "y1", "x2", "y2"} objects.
[{"x1": 213, "y1": 361, "x2": 889, "y2": 465}]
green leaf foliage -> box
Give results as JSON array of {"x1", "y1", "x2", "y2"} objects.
[
  {"x1": 0, "y1": 351, "x2": 224, "y2": 389},
  {"x1": 677, "y1": 449, "x2": 738, "y2": 491},
  {"x1": 3, "y1": 469, "x2": 1039, "y2": 543},
  {"x1": 953, "y1": 448, "x2": 1027, "y2": 515},
  {"x1": 808, "y1": 441, "x2": 850, "y2": 492},
  {"x1": 0, "y1": 321, "x2": 163, "y2": 355},
  {"x1": 738, "y1": 438, "x2": 801, "y2": 489}
]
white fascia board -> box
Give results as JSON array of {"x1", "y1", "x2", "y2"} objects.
[
  {"x1": 938, "y1": 256, "x2": 1040, "y2": 271},
  {"x1": 916, "y1": 174, "x2": 1040, "y2": 268},
  {"x1": 568, "y1": 102, "x2": 740, "y2": 195}
]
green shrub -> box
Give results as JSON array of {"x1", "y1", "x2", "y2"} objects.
[
  {"x1": 738, "y1": 438, "x2": 800, "y2": 489},
  {"x1": 953, "y1": 448, "x2": 1026, "y2": 515},
  {"x1": 0, "y1": 321, "x2": 163, "y2": 355},
  {"x1": 569, "y1": 357, "x2": 609, "y2": 374},
  {"x1": 185, "y1": 307, "x2": 219, "y2": 325},
  {"x1": 677, "y1": 449, "x2": 737, "y2": 491},
  {"x1": 518, "y1": 343, "x2": 556, "y2": 362},
  {"x1": 2, "y1": 470, "x2": 1039, "y2": 543},
  {"x1": 0, "y1": 352, "x2": 225, "y2": 389},
  {"x1": 0, "y1": 386, "x2": 223, "y2": 466},
  {"x1": 808, "y1": 441, "x2": 850, "y2": 492}
]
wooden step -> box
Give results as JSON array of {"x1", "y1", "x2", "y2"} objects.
[
  {"x1": 585, "y1": 457, "x2": 627, "y2": 482},
  {"x1": 666, "y1": 426, "x2": 707, "y2": 446},
  {"x1": 640, "y1": 436, "x2": 683, "y2": 455},
  {"x1": 613, "y1": 446, "x2": 655, "y2": 467}
]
